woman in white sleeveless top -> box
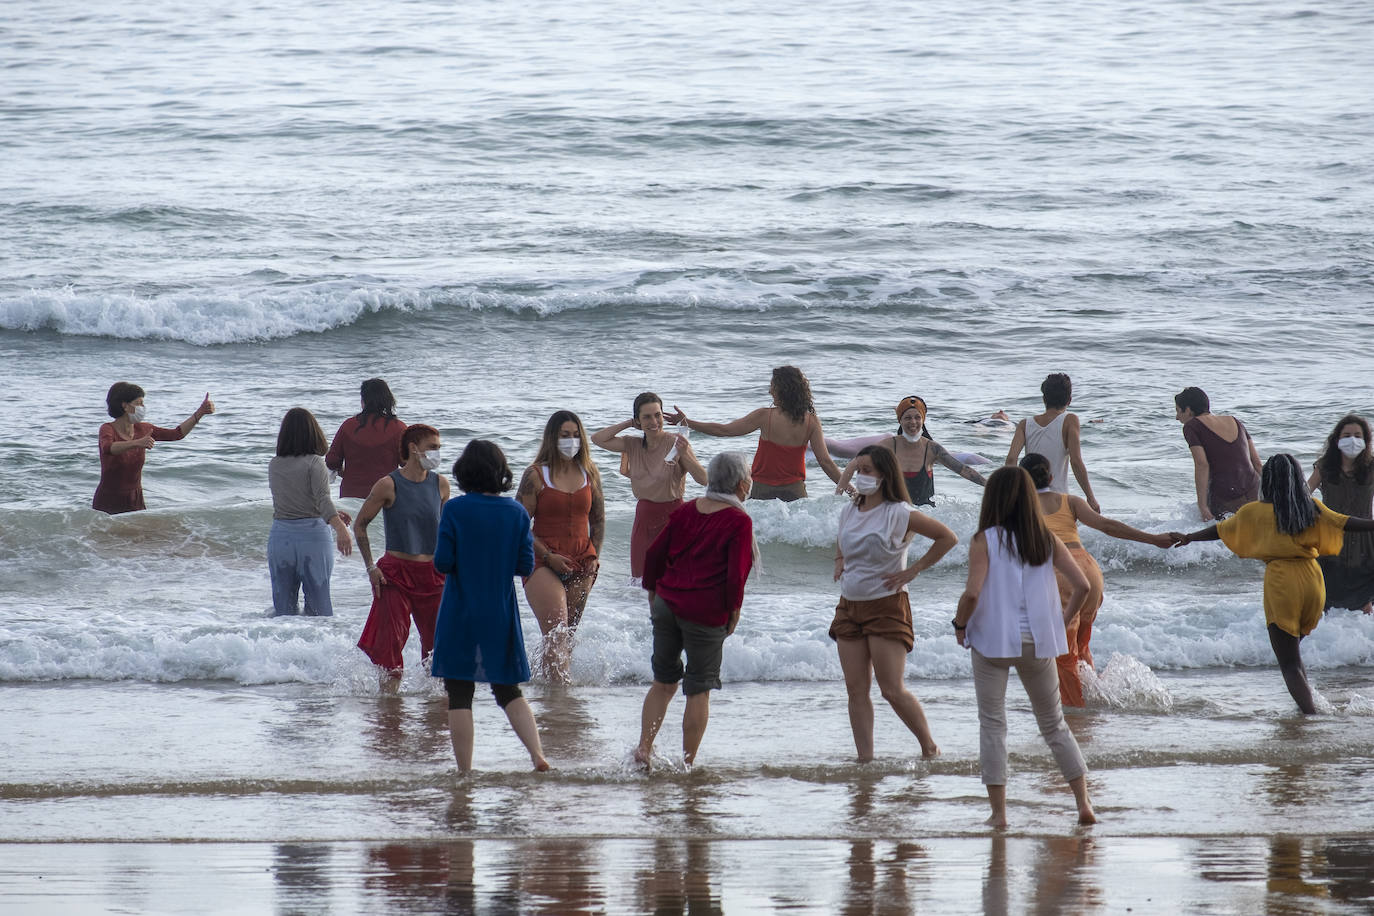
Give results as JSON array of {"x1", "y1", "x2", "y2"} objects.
[
  {"x1": 1004, "y1": 372, "x2": 1100, "y2": 511},
  {"x1": 952, "y1": 466, "x2": 1097, "y2": 827}
]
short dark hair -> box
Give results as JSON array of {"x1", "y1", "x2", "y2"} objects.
[
  {"x1": 400, "y1": 424, "x2": 439, "y2": 463},
  {"x1": 1041, "y1": 373, "x2": 1072, "y2": 409},
  {"x1": 105, "y1": 381, "x2": 145, "y2": 419},
  {"x1": 1174, "y1": 387, "x2": 1210, "y2": 416},
  {"x1": 276, "y1": 407, "x2": 328, "y2": 457},
  {"x1": 454, "y1": 440, "x2": 513, "y2": 494},
  {"x1": 1019, "y1": 452, "x2": 1053, "y2": 490}
]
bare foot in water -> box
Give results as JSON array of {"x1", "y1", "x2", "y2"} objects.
[
  {"x1": 632, "y1": 747, "x2": 652, "y2": 770},
  {"x1": 984, "y1": 813, "x2": 1008, "y2": 829},
  {"x1": 921, "y1": 745, "x2": 941, "y2": 760},
  {"x1": 532, "y1": 756, "x2": 550, "y2": 772},
  {"x1": 1077, "y1": 805, "x2": 1097, "y2": 825}
]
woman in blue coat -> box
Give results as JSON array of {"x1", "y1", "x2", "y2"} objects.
[{"x1": 432, "y1": 440, "x2": 549, "y2": 773}]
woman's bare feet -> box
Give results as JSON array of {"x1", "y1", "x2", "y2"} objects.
[
  {"x1": 921, "y1": 744, "x2": 941, "y2": 760},
  {"x1": 1077, "y1": 804, "x2": 1097, "y2": 825},
  {"x1": 532, "y1": 756, "x2": 550, "y2": 772},
  {"x1": 632, "y1": 746, "x2": 652, "y2": 770},
  {"x1": 984, "y1": 813, "x2": 1007, "y2": 828}
]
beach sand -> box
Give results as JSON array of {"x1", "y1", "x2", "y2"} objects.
[{"x1": 4, "y1": 678, "x2": 1374, "y2": 913}]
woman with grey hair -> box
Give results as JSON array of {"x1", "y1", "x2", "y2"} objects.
[
  {"x1": 1170, "y1": 453, "x2": 1374, "y2": 713},
  {"x1": 634, "y1": 452, "x2": 758, "y2": 768}
]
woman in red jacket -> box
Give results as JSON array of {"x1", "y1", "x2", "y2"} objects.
[
  {"x1": 326, "y1": 378, "x2": 406, "y2": 499},
  {"x1": 634, "y1": 451, "x2": 758, "y2": 768}
]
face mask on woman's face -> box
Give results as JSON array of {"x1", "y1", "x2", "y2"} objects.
[
  {"x1": 853, "y1": 473, "x2": 881, "y2": 495},
  {"x1": 901, "y1": 429, "x2": 922, "y2": 443},
  {"x1": 130, "y1": 404, "x2": 147, "y2": 423},
  {"x1": 557, "y1": 438, "x2": 581, "y2": 459},
  {"x1": 1338, "y1": 436, "x2": 1366, "y2": 458},
  {"x1": 420, "y1": 449, "x2": 441, "y2": 471}
]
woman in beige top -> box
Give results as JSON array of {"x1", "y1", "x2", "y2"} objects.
[{"x1": 592, "y1": 392, "x2": 707, "y2": 579}]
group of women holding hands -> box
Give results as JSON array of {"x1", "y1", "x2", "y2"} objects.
[{"x1": 94, "y1": 368, "x2": 1374, "y2": 826}]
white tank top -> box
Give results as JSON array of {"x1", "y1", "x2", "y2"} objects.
[
  {"x1": 1023, "y1": 412, "x2": 1070, "y2": 494},
  {"x1": 966, "y1": 528, "x2": 1069, "y2": 659}
]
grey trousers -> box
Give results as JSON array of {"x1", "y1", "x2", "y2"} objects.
[{"x1": 971, "y1": 639, "x2": 1086, "y2": 786}]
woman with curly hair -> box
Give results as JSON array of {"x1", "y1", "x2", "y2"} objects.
[
  {"x1": 517, "y1": 410, "x2": 606, "y2": 682},
  {"x1": 1307, "y1": 415, "x2": 1374, "y2": 614},
  {"x1": 670, "y1": 366, "x2": 842, "y2": 502},
  {"x1": 1170, "y1": 454, "x2": 1374, "y2": 713}
]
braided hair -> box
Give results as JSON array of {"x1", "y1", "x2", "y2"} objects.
[{"x1": 1261, "y1": 453, "x2": 1316, "y2": 536}]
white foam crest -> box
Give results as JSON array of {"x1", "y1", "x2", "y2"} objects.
[
  {"x1": 0, "y1": 283, "x2": 857, "y2": 345},
  {"x1": 1081, "y1": 653, "x2": 1173, "y2": 711},
  {"x1": 1344, "y1": 694, "x2": 1374, "y2": 715}
]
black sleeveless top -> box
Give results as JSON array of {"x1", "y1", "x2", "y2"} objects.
[{"x1": 895, "y1": 437, "x2": 936, "y2": 506}]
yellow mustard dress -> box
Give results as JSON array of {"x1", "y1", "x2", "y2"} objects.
[{"x1": 1217, "y1": 501, "x2": 1349, "y2": 637}]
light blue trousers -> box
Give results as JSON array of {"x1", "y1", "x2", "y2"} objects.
[{"x1": 267, "y1": 518, "x2": 336, "y2": 616}]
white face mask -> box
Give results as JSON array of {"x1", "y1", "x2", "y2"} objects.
[
  {"x1": 557, "y1": 438, "x2": 581, "y2": 459},
  {"x1": 130, "y1": 404, "x2": 147, "y2": 423},
  {"x1": 1338, "y1": 436, "x2": 1366, "y2": 459},
  {"x1": 853, "y1": 473, "x2": 881, "y2": 495},
  {"x1": 420, "y1": 449, "x2": 441, "y2": 471},
  {"x1": 900, "y1": 430, "x2": 922, "y2": 443}
]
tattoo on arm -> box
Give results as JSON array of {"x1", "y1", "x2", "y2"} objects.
[{"x1": 589, "y1": 485, "x2": 606, "y2": 551}]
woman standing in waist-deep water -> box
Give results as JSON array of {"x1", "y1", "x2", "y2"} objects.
[
  {"x1": 432, "y1": 440, "x2": 549, "y2": 773},
  {"x1": 355, "y1": 424, "x2": 450, "y2": 685},
  {"x1": 93, "y1": 382, "x2": 215, "y2": 514},
  {"x1": 1170, "y1": 454, "x2": 1374, "y2": 714},
  {"x1": 953, "y1": 467, "x2": 1096, "y2": 827},
  {"x1": 326, "y1": 378, "x2": 407, "y2": 499},
  {"x1": 1020, "y1": 453, "x2": 1173, "y2": 707},
  {"x1": 517, "y1": 410, "x2": 606, "y2": 683},
  {"x1": 1005, "y1": 373, "x2": 1100, "y2": 513},
  {"x1": 670, "y1": 365, "x2": 843, "y2": 502},
  {"x1": 635, "y1": 452, "x2": 757, "y2": 768},
  {"x1": 267, "y1": 408, "x2": 353, "y2": 616},
  {"x1": 1173, "y1": 386, "x2": 1262, "y2": 521},
  {"x1": 591, "y1": 392, "x2": 708, "y2": 580},
  {"x1": 832, "y1": 446, "x2": 957, "y2": 761},
  {"x1": 834, "y1": 396, "x2": 987, "y2": 504},
  {"x1": 1307, "y1": 415, "x2": 1374, "y2": 615}
]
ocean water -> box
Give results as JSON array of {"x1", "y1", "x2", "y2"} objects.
[{"x1": 3, "y1": 0, "x2": 1374, "y2": 897}]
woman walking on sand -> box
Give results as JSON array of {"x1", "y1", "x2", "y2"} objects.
[
  {"x1": 832, "y1": 446, "x2": 957, "y2": 761},
  {"x1": 432, "y1": 440, "x2": 549, "y2": 773},
  {"x1": 953, "y1": 466, "x2": 1096, "y2": 828}
]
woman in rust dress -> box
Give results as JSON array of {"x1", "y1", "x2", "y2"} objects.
[{"x1": 517, "y1": 410, "x2": 606, "y2": 683}]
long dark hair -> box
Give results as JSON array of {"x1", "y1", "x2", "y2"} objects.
[
  {"x1": 356, "y1": 378, "x2": 398, "y2": 429},
  {"x1": 770, "y1": 366, "x2": 815, "y2": 424},
  {"x1": 977, "y1": 467, "x2": 1053, "y2": 567},
  {"x1": 854, "y1": 445, "x2": 911, "y2": 505},
  {"x1": 1315, "y1": 414, "x2": 1373, "y2": 486},
  {"x1": 1262, "y1": 453, "x2": 1317, "y2": 536},
  {"x1": 534, "y1": 410, "x2": 600, "y2": 483}
]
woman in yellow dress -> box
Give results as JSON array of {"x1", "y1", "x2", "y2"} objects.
[{"x1": 1170, "y1": 454, "x2": 1374, "y2": 713}]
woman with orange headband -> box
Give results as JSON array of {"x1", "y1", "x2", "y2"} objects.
[{"x1": 834, "y1": 396, "x2": 987, "y2": 505}]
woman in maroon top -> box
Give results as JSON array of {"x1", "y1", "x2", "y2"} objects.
[
  {"x1": 1174, "y1": 387, "x2": 1262, "y2": 520},
  {"x1": 325, "y1": 378, "x2": 407, "y2": 499},
  {"x1": 634, "y1": 451, "x2": 757, "y2": 769},
  {"x1": 93, "y1": 382, "x2": 214, "y2": 514}
]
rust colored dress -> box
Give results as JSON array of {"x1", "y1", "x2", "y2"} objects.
[{"x1": 93, "y1": 421, "x2": 187, "y2": 514}]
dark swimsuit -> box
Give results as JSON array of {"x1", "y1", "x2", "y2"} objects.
[{"x1": 895, "y1": 437, "x2": 936, "y2": 506}]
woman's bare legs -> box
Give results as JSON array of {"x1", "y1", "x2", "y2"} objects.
[
  {"x1": 985, "y1": 784, "x2": 1007, "y2": 828},
  {"x1": 524, "y1": 568, "x2": 571, "y2": 683},
  {"x1": 868, "y1": 636, "x2": 940, "y2": 758},
  {"x1": 836, "y1": 637, "x2": 876, "y2": 761},
  {"x1": 1268, "y1": 623, "x2": 1317, "y2": 714},
  {"x1": 682, "y1": 692, "x2": 710, "y2": 765},
  {"x1": 448, "y1": 709, "x2": 474, "y2": 772},
  {"x1": 503, "y1": 697, "x2": 550, "y2": 771}
]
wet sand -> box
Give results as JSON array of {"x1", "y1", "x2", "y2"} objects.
[{"x1": 3, "y1": 835, "x2": 1374, "y2": 914}]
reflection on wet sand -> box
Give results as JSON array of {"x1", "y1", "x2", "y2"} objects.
[
  {"x1": 531, "y1": 687, "x2": 597, "y2": 762},
  {"x1": 364, "y1": 695, "x2": 451, "y2": 765},
  {"x1": 983, "y1": 833, "x2": 1103, "y2": 916},
  {"x1": 841, "y1": 839, "x2": 927, "y2": 916},
  {"x1": 636, "y1": 838, "x2": 721, "y2": 916}
]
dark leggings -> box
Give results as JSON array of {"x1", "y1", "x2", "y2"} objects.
[
  {"x1": 444, "y1": 679, "x2": 522, "y2": 710},
  {"x1": 1267, "y1": 623, "x2": 1316, "y2": 714}
]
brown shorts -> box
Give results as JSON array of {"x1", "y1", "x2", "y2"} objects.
[
  {"x1": 748, "y1": 480, "x2": 807, "y2": 502},
  {"x1": 829, "y1": 591, "x2": 914, "y2": 653}
]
